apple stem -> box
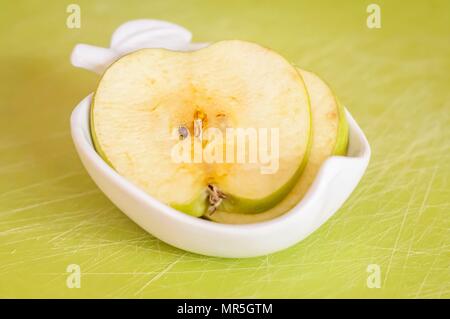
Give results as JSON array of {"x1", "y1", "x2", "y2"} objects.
[{"x1": 207, "y1": 184, "x2": 226, "y2": 214}]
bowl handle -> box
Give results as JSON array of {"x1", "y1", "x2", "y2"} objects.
[
  {"x1": 71, "y1": 44, "x2": 118, "y2": 74},
  {"x1": 70, "y1": 19, "x2": 208, "y2": 74}
]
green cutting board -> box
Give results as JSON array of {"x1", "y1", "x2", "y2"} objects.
[{"x1": 0, "y1": 0, "x2": 448, "y2": 298}]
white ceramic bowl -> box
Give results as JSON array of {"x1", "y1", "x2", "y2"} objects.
[
  {"x1": 70, "y1": 94, "x2": 370, "y2": 258},
  {"x1": 70, "y1": 19, "x2": 371, "y2": 258}
]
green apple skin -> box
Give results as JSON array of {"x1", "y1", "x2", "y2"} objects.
[
  {"x1": 171, "y1": 192, "x2": 208, "y2": 218},
  {"x1": 90, "y1": 97, "x2": 114, "y2": 168},
  {"x1": 332, "y1": 98, "x2": 349, "y2": 156}
]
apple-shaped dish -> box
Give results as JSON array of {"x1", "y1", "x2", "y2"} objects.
[
  {"x1": 71, "y1": 93, "x2": 370, "y2": 258},
  {"x1": 70, "y1": 20, "x2": 371, "y2": 258}
]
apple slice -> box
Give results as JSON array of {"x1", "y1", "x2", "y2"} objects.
[
  {"x1": 91, "y1": 41, "x2": 311, "y2": 217},
  {"x1": 206, "y1": 69, "x2": 349, "y2": 223}
]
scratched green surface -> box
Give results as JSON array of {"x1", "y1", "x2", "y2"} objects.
[{"x1": 0, "y1": 0, "x2": 449, "y2": 298}]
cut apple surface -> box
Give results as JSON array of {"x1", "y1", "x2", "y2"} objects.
[
  {"x1": 206, "y1": 69, "x2": 349, "y2": 223},
  {"x1": 91, "y1": 40, "x2": 311, "y2": 217}
]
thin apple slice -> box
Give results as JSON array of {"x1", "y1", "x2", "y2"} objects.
[
  {"x1": 91, "y1": 41, "x2": 311, "y2": 217},
  {"x1": 206, "y1": 69, "x2": 349, "y2": 223}
]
